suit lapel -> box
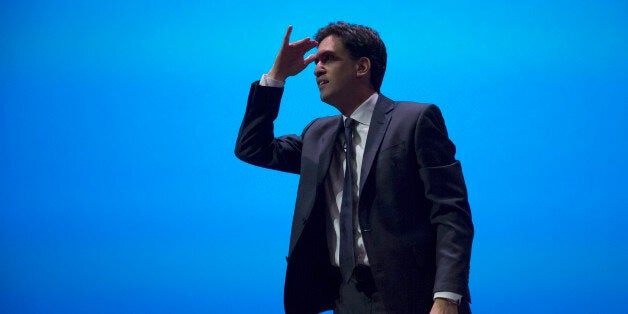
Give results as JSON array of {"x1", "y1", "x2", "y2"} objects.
[{"x1": 359, "y1": 95, "x2": 394, "y2": 194}]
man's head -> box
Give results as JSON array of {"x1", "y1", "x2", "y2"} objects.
[{"x1": 314, "y1": 22, "x2": 387, "y2": 93}]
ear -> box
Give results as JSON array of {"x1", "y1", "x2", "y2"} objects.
[{"x1": 355, "y1": 57, "x2": 371, "y2": 78}]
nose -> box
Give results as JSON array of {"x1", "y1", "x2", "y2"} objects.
[{"x1": 314, "y1": 62, "x2": 325, "y2": 78}]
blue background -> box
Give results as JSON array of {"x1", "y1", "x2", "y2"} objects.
[{"x1": 2, "y1": 1, "x2": 627, "y2": 313}]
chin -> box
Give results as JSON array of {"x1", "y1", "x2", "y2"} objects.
[
  {"x1": 320, "y1": 96, "x2": 336, "y2": 107},
  {"x1": 320, "y1": 97, "x2": 342, "y2": 111},
  {"x1": 319, "y1": 92, "x2": 331, "y2": 104}
]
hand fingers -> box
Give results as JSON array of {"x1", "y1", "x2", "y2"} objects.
[
  {"x1": 290, "y1": 38, "x2": 318, "y2": 52},
  {"x1": 304, "y1": 53, "x2": 317, "y2": 65},
  {"x1": 290, "y1": 37, "x2": 311, "y2": 46},
  {"x1": 282, "y1": 25, "x2": 293, "y2": 47}
]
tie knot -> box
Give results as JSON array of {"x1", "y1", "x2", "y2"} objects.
[{"x1": 344, "y1": 118, "x2": 355, "y2": 130}]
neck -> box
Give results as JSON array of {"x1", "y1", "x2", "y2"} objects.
[{"x1": 335, "y1": 86, "x2": 376, "y2": 117}]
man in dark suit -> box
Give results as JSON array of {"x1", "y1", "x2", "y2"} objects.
[{"x1": 235, "y1": 22, "x2": 473, "y2": 314}]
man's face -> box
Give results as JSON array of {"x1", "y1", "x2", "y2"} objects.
[{"x1": 314, "y1": 35, "x2": 359, "y2": 107}]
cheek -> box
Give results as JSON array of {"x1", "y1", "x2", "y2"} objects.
[{"x1": 332, "y1": 68, "x2": 351, "y2": 84}]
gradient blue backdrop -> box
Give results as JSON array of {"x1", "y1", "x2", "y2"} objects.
[{"x1": 2, "y1": 1, "x2": 627, "y2": 313}]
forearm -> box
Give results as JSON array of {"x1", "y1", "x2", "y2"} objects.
[
  {"x1": 423, "y1": 160, "x2": 474, "y2": 298},
  {"x1": 234, "y1": 81, "x2": 302, "y2": 174},
  {"x1": 413, "y1": 105, "x2": 474, "y2": 299}
]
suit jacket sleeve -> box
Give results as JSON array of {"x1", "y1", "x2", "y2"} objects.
[
  {"x1": 414, "y1": 104, "x2": 474, "y2": 301},
  {"x1": 235, "y1": 81, "x2": 309, "y2": 174}
]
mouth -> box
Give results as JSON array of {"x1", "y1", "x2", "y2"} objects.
[{"x1": 317, "y1": 79, "x2": 329, "y2": 88}]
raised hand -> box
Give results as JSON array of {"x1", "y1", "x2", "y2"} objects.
[{"x1": 267, "y1": 25, "x2": 318, "y2": 82}]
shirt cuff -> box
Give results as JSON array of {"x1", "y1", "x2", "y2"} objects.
[
  {"x1": 260, "y1": 74, "x2": 285, "y2": 88},
  {"x1": 434, "y1": 291, "x2": 463, "y2": 304}
]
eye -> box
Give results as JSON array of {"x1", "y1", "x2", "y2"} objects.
[{"x1": 316, "y1": 54, "x2": 332, "y2": 65}]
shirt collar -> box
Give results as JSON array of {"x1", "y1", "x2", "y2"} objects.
[{"x1": 343, "y1": 93, "x2": 378, "y2": 126}]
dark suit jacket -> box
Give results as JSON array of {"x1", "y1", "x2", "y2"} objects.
[{"x1": 235, "y1": 82, "x2": 474, "y2": 314}]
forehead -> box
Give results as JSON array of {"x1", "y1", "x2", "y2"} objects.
[{"x1": 317, "y1": 35, "x2": 348, "y2": 55}]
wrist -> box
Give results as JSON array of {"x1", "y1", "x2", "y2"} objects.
[
  {"x1": 266, "y1": 69, "x2": 287, "y2": 82},
  {"x1": 434, "y1": 297, "x2": 460, "y2": 307},
  {"x1": 261, "y1": 74, "x2": 286, "y2": 88}
]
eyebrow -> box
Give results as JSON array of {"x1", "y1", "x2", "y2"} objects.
[
  {"x1": 317, "y1": 51, "x2": 336, "y2": 58},
  {"x1": 315, "y1": 51, "x2": 338, "y2": 64}
]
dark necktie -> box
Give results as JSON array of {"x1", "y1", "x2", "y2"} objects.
[{"x1": 340, "y1": 118, "x2": 356, "y2": 282}]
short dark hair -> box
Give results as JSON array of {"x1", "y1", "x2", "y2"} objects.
[{"x1": 315, "y1": 22, "x2": 387, "y2": 92}]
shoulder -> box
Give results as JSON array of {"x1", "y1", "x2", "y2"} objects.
[
  {"x1": 379, "y1": 94, "x2": 440, "y2": 117},
  {"x1": 302, "y1": 115, "x2": 340, "y2": 136},
  {"x1": 394, "y1": 101, "x2": 440, "y2": 116},
  {"x1": 386, "y1": 99, "x2": 449, "y2": 135}
]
